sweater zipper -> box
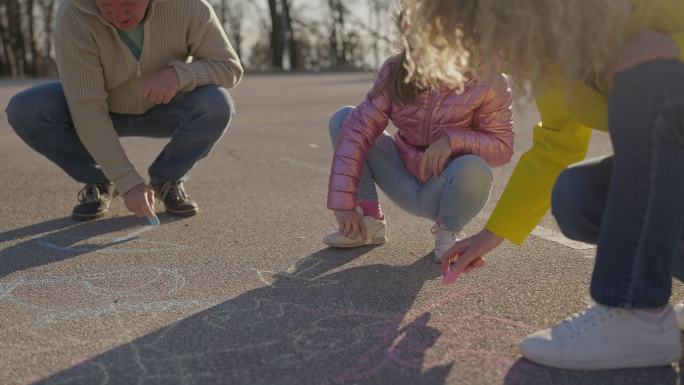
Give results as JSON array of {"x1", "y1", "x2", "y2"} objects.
[
  {"x1": 137, "y1": 61, "x2": 143, "y2": 111},
  {"x1": 136, "y1": 7, "x2": 152, "y2": 111},
  {"x1": 423, "y1": 90, "x2": 436, "y2": 146}
]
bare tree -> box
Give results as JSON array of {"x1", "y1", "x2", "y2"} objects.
[
  {"x1": 326, "y1": 0, "x2": 340, "y2": 69},
  {"x1": 0, "y1": 0, "x2": 26, "y2": 77},
  {"x1": 0, "y1": 0, "x2": 56, "y2": 77},
  {"x1": 266, "y1": 0, "x2": 285, "y2": 70},
  {"x1": 367, "y1": 0, "x2": 393, "y2": 68},
  {"x1": 0, "y1": 0, "x2": 394, "y2": 78},
  {"x1": 281, "y1": 0, "x2": 298, "y2": 70},
  {"x1": 213, "y1": 0, "x2": 246, "y2": 59},
  {"x1": 38, "y1": 0, "x2": 56, "y2": 58}
]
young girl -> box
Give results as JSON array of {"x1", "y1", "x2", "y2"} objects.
[
  {"x1": 401, "y1": 0, "x2": 684, "y2": 371},
  {"x1": 324, "y1": 17, "x2": 514, "y2": 262}
]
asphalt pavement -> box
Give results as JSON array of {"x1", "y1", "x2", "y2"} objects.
[{"x1": 0, "y1": 73, "x2": 682, "y2": 385}]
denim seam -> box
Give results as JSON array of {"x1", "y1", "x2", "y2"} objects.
[{"x1": 623, "y1": 108, "x2": 663, "y2": 308}]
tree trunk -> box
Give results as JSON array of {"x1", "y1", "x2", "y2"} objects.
[
  {"x1": 41, "y1": 0, "x2": 55, "y2": 59},
  {"x1": 267, "y1": 0, "x2": 284, "y2": 70},
  {"x1": 0, "y1": 1, "x2": 18, "y2": 77},
  {"x1": 223, "y1": 0, "x2": 244, "y2": 61},
  {"x1": 370, "y1": 0, "x2": 381, "y2": 68},
  {"x1": 27, "y1": 0, "x2": 38, "y2": 75},
  {"x1": 6, "y1": 0, "x2": 25, "y2": 77},
  {"x1": 334, "y1": 0, "x2": 347, "y2": 69},
  {"x1": 281, "y1": 0, "x2": 297, "y2": 70},
  {"x1": 220, "y1": 0, "x2": 226, "y2": 24},
  {"x1": 327, "y1": 0, "x2": 338, "y2": 70}
]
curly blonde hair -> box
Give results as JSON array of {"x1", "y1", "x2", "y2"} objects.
[{"x1": 402, "y1": 0, "x2": 632, "y2": 96}]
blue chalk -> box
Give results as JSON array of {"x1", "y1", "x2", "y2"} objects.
[{"x1": 148, "y1": 215, "x2": 160, "y2": 226}]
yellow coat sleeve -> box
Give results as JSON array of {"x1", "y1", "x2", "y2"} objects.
[
  {"x1": 485, "y1": 122, "x2": 592, "y2": 244},
  {"x1": 484, "y1": 75, "x2": 601, "y2": 245},
  {"x1": 671, "y1": 31, "x2": 684, "y2": 62}
]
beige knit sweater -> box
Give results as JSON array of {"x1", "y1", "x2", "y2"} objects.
[{"x1": 54, "y1": 0, "x2": 243, "y2": 194}]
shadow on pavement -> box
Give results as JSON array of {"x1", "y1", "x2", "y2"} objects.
[
  {"x1": 0, "y1": 214, "x2": 184, "y2": 279},
  {"x1": 0, "y1": 217, "x2": 77, "y2": 244},
  {"x1": 503, "y1": 357, "x2": 679, "y2": 385},
  {"x1": 33, "y1": 249, "x2": 453, "y2": 385}
]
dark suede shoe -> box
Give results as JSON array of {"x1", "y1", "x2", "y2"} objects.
[
  {"x1": 152, "y1": 180, "x2": 198, "y2": 217},
  {"x1": 72, "y1": 181, "x2": 117, "y2": 221}
]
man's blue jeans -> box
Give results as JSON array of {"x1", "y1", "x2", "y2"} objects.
[
  {"x1": 551, "y1": 60, "x2": 684, "y2": 309},
  {"x1": 6, "y1": 81, "x2": 234, "y2": 187}
]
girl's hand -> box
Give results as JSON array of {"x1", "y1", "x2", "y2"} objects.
[
  {"x1": 443, "y1": 229, "x2": 504, "y2": 275},
  {"x1": 334, "y1": 209, "x2": 367, "y2": 241},
  {"x1": 418, "y1": 136, "x2": 452, "y2": 181},
  {"x1": 607, "y1": 30, "x2": 680, "y2": 85}
]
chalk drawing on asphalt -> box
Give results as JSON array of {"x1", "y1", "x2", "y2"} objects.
[
  {"x1": 0, "y1": 268, "x2": 215, "y2": 326},
  {"x1": 34, "y1": 234, "x2": 189, "y2": 254}
]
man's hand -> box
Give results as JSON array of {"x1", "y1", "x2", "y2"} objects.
[
  {"x1": 418, "y1": 136, "x2": 452, "y2": 182},
  {"x1": 607, "y1": 30, "x2": 680, "y2": 85},
  {"x1": 123, "y1": 183, "x2": 156, "y2": 220},
  {"x1": 443, "y1": 229, "x2": 504, "y2": 276},
  {"x1": 334, "y1": 209, "x2": 367, "y2": 241},
  {"x1": 144, "y1": 67, "x2": 181, "y2": 104}
]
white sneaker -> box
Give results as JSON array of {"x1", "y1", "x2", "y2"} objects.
[
  {"x1": 431, "y1": 224, "x2": 460, "y2": 263},
  {"x1": 674, "y1": 302, "x2": 684, "y2": 331},
  {"x1": 323, "y1": 208, "x2": 387, "y2": 248},
  {"x1": 520, "y1": 304, "x2": 681, "y2": 370}
]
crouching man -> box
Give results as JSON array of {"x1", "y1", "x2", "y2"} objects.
[{"x1": 7, "y1": 0, "x2": 243, "y2": 220}]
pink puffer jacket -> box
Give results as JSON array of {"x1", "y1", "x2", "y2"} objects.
[{"x1": 327, "y1": 58, "x2": 514, "y2": 211}]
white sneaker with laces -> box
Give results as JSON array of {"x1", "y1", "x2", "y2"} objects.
[
  {"x1": 323, "y1": 208, "x2": 387, "y2": 248},
  {"x1": 520, "y1": 304, "x2": 681, "y2": 370},
  {"x1": 674, "y1": 302, "x2": 684, "y2": 331},
  {"x1": 432, "y1": 224, "x2": 460, "y2": 263}
]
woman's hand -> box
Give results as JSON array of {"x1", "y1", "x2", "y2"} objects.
[
  {"x1": 418, "y1": 136, "x2": 452, "y2": 181},
  {"x1": 607, "y1": 30, "x2": 680, "y2": 85},
  {"x1": 443, "y1": 229, "x2": 504, "y2": 275},
  {"x1": 334, "y1": 209, "x2": 367, "y2": 240}
]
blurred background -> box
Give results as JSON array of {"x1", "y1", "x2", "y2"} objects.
[{"x1": 0, "y1": 0, "x2": 400, "y2": 78}]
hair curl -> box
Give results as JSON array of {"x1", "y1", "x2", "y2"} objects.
[{"x1": 402, "y1": 0, "x2": 632, "y2": 96}]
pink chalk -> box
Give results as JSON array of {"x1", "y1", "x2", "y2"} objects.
[
  {"x1": 441, "y1": 256, "x2": 461, "y2": 285},
  {"x1": 442, "y1": 270, "x2": 461, "y2": 285}
]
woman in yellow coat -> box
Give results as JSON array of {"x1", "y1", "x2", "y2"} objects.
[{"x1": 403, "y1": 0, "x2": 684, "y2": 370}]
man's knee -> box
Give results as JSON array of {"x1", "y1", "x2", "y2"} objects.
[
  {"x1": 188, "y1": 85, "x2": 235, "y2": 135},
  {"x1": 7, "y1": 82, "x2": 67, "y2": 136},
  {"x1": 328, "y1": 106, "x2": 355, "y2": 143},
  {"x1": 6, "y1": 92, "x2": 28, "y2": 134}
]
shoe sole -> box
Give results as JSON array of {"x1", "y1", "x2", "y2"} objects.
[
  {"x1": 323, "y1": 236, "x2": 387, "y2": 248},
  {"x1": 165, "y1": 207, "x2": 199, "y2": 217},
  {"x1": 71, "y1": 211, "x2": 107, "y2": 221},
  {"x1": 523, "y1": 349, "x2": 681, "y2": 370}
]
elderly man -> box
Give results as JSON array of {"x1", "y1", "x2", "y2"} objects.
[{"x1": 7, "y1": 0, "x2": 243, "y2": 220}]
